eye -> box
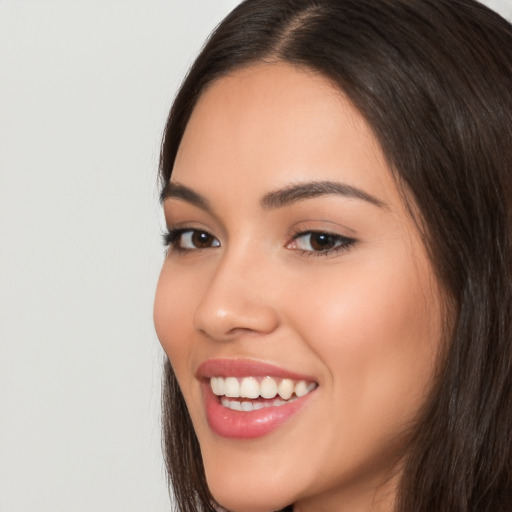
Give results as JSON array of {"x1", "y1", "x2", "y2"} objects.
[
  {"x1": 288, "y1": 231, "x2": 355, "y2": 255},
  {"x1": 163, "y1": 228, "x2": 220, "y2": 252},
  {"x1": 179, "y1": 230, "x2": 220, "y2": 249}
]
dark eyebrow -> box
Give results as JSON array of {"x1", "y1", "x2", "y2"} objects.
[
  {"x1": 261, "y1": 180, "x2": 386, "y2": 209},
  {"x1": 160, "y1": 181, "x2": 211, "y2": 212},
  {"x1": 160, "y1": 179, "x2": 386, "y2": 212}
]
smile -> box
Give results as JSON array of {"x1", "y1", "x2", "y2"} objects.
[
  {"x1": 198, "y1": 359, "x2": 318, "y2": 438},
  {"x1": 211, "y1": 376, "x2": 316, "y2": 411}
]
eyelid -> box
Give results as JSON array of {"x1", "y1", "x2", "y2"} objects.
[
  {"x1": 287, "y1": 229, "x2": 356, "y2": 257},
  {"x1": 162, "y1": 226, "x2": 220, "y2": 253},
  {"x1": 162, "y1": 223, "x2": 355, "y2": 257}
]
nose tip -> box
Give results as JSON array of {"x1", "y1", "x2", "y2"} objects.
[{"x1": 193, "y1": 273, "x2": 280, "y2": 342}]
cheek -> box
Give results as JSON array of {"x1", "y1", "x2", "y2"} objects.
[
  {"x1": 153, "y1": 264, "x2": 197, "y2": 383},
  {"x1": 287, "y1": 252, "x2": 440, "y2": 425}
]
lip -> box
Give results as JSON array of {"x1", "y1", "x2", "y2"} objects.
[
  {"x1": 197, "y1": 359, "x2": 318, "y2": 439},
  {"x1": 196, "y1": 358, "x2": 317, "y2": 381}
]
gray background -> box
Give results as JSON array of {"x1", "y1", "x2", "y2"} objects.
[{"x1": 0, "y1": 1, "x2": 510, "y2": 511}]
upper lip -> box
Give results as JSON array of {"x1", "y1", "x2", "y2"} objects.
[{"x1": 196, "y1": 358, "x2": 318, "y2": 382}]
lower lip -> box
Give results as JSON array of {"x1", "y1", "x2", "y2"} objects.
[{"x1": 202, "y1": 382, "x2": 315, "y2": 439}]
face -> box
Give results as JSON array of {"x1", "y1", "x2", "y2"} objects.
[{"x1": 154, "y1": 63, "x2": 443, "y2": 512}]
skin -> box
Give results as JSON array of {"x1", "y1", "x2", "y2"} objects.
[{"x1": 154, "y1": 63, "x2": 443, "y2": 512}]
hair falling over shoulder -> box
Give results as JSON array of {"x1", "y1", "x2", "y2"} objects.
[{"x1": 159, "y1": 1, "x2": 512, "y2": 510}]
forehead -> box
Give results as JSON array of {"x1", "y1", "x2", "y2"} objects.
[{"x1": 172, "y1": 63, "x2": 398, "y2": 208}]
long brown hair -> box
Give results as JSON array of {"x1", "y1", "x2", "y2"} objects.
[{"x1": 159, "y1": 1, "x2": 512, "y2": 510}]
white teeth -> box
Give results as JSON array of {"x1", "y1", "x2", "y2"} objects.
[
  {"x1": 278, "y1": 378, "x2": 294, "y2": 400},
  {"x1": 210, "y1": 377, "x2": 225, "y2": 396},
  {"x1": 219, "y1": 398, "x2": 243, "y2": 411},
  {"x1": 230, "y1": 401, "x2": 242, "y2": 411},
  {"x1": 224, "y1": 377, "x2": 240, "y2": 398},
  {"x1": 260, "y1": 376, "x2": 278, "y2": 399},
  {"x1": 211, "y1": 375, "x2": 317, "y2": 406},
  {"x1": 240, "y1": 377, "x2": 260, "y2": 399},
  {"x1": 241, "y1": 401, "x2": 253, "y2": 412},
  {"x1": 221, "y1": 397, "x2": 290, "y2": 411},
  {"x1": 294, "y1": 380, "x2": 315, "y2": 397}
]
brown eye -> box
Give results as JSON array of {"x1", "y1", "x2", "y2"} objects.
[
  {"x1": 309, "y1": 233, "x2": 338, "y2": 251},
  {"x1": 190, "y1": 231, "x2": 216, "y2": 248},
  {"x1": 290, "y1": 231, "x2": 355, "y2": 255},
  {"x1": 176, "y1": 230, "x2": 220, "y2": 250}
]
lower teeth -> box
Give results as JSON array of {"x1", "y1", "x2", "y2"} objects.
[{"x1": 220, "y1": 396, "x2": 298, "y2": 411}]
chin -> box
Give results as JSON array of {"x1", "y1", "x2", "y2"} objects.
[
  {"x1": 212, "y1": 494, "x2": 290, "y2": 512},
  {"x1": 206, "y1": 470, "x2": 293, "y2": 512}
]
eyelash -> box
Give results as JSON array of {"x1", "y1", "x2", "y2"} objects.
[
  {"x1": 288, "y1": 230, "x2": 356, "y2": 257},
  {"x1": 162, "y1": 227, "x2": 220, "y2": 254},
  {"x1": 162, "y1": 227, "x2": 356, "y2": 257}
]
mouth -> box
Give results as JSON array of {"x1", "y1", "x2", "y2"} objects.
[
  {"x1": 211, "y1": 376, "x2": 317, "y2": 411},
  {"x1": 197, "y1": 359, "x2": 318, "y2": 439}
]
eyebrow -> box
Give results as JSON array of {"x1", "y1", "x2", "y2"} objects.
[
  {"x1": 160, "y1": 181, "x2": 212, "y2": 212},
  {"x1": 261, "y1": 181, "x2": 386, "y2": 209},
  {"x1": 161, "y1": 179, "x2": 386, "y2": 211}
]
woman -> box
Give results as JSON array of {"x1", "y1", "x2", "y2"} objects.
[{"x1": 153, "y1": 1, "x2": 512, "y2": 511}]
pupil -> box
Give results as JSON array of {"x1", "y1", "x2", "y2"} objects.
[
  {"x1": 193, "y1": 231, "x2": 211, "y2": 248},
  {"x1": 311, "y1": 233, "x2": 334, "y2": 251}
]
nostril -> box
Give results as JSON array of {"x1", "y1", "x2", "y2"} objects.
[
  {"x1": 192, "y1": 260, "x2": 280, "y2": 340},
  {"x1": 193, "y1": 298, "x2": 279, "y2": 341}
]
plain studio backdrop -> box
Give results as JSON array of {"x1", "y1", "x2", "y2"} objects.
[{"x1": 0, "y1": 1, "x2": 511, "y2": 511}]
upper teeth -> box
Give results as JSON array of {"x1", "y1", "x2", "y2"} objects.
[{"x1": 210, "y1": 376, "x2": 316, "y2": 400}]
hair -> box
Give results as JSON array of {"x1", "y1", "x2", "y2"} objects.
[{"x1": 159, "y1": 1, "x2": 512, "y2": 511}]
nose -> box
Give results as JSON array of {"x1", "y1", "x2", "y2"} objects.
[{"x1": 193, "y1": 252, "x2": 280, "y2": 341}]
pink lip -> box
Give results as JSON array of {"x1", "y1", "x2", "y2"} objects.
[
  {"x1": 196, "y1": 358, "x2": 316, "y2": 381},
  {"x1": 197, "y1": 359, "x2": 317, "y2": 439}
]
